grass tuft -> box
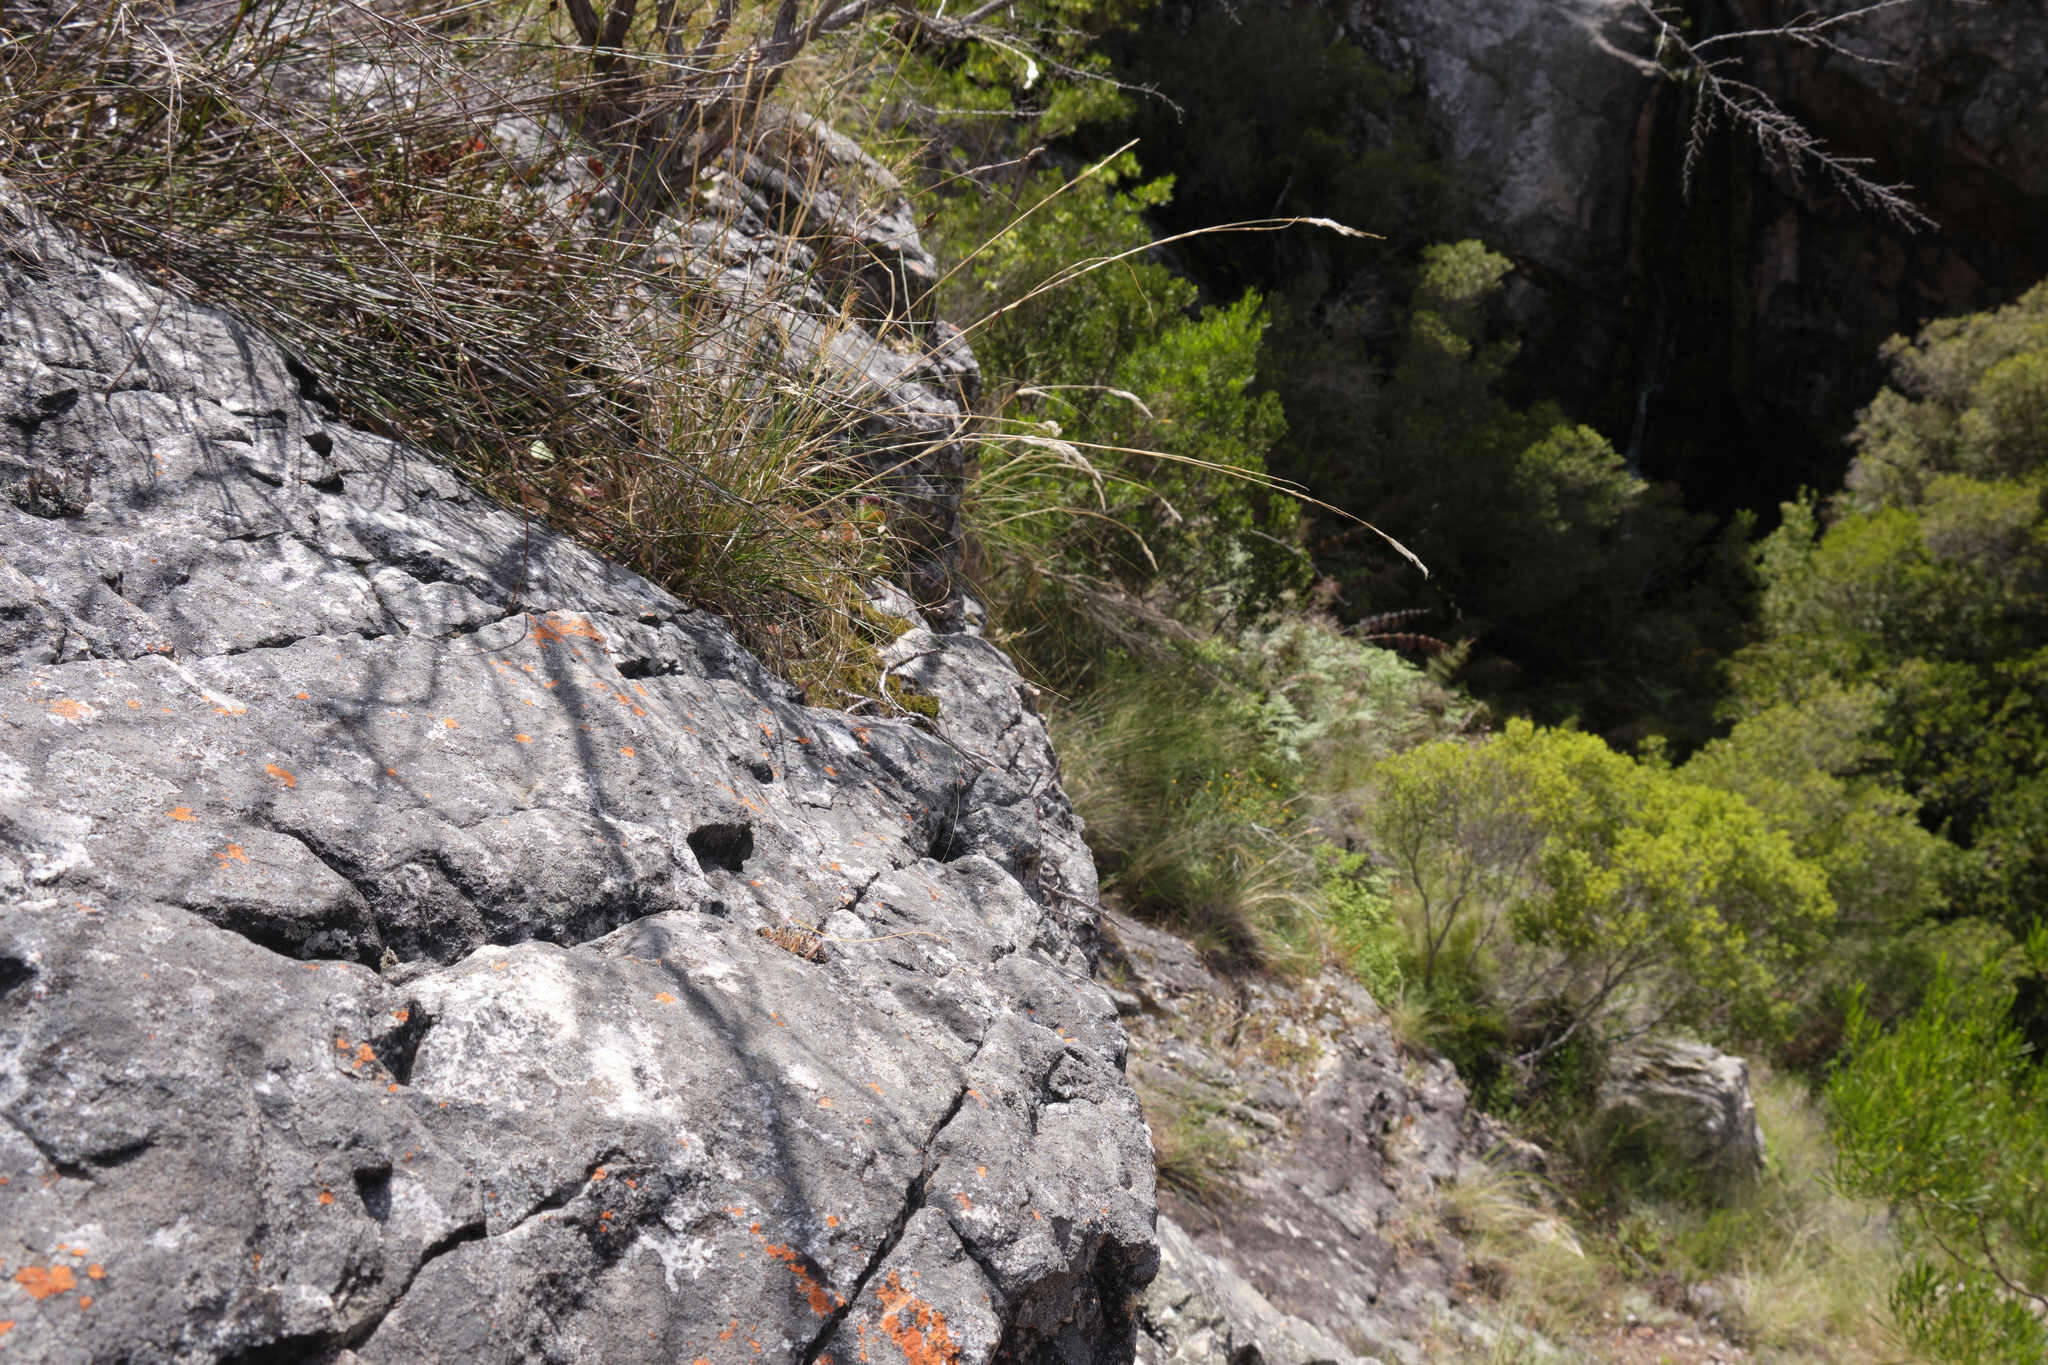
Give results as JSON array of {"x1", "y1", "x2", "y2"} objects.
[{"x1": 1, "y1": 0, "x2": 951, "y2": 704}]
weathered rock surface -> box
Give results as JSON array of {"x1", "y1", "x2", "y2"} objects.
[
  {"x1": 1104, "y1": 913, "x2": 1529, "y2": 1365},
  {"x1": 0, "y1": 171, "x2": 1156, "y2": 1362},
  {"x1": 1593, "y1": 1038, "x2": 1766, "y2": 1204}
]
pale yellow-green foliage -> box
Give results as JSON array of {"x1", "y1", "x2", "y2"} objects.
[{"x1": 1369, "y1": 718, "x2": 1835, "y2": 1057}]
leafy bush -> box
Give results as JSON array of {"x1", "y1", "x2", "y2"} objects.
[
  {"x1": 1368, "y1": 719, "x2": 1834, "y2": 1069},
  {"x1": 1731, "y1": 282, "x2": 2048, "y2": 952},
  {"x1": 1282, "y1": 239, "x2": 1754, "y2": 742},
  {"x1": 1827, "y1": 926, "x2": 2048, "y2": 1364}
]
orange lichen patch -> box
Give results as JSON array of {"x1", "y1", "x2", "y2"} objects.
[
  {"x1": 442, "y1": 716, "x2": 460, "y2": 730},
  {"x1": 1031, "y1": 1209, "x2": 1043, "y2": 1222},
  {"x1": 875, "y1": 1270, "x2": 961, "y2": 1365},
  {"x1": 385, "y1": 767, "x2": 398, "y2": 777},
  {"x1": 966, "y1": 1089, "x2": 985, "y2": 1108},
  {"x1": 296, "y1": 691, "x2": 311, "y2": 701},
  {"x1": 763, "y1": 1242, "x2": 843, "y2": 1316},
  {"x1": 620, "y1": 746, "x2": 636, "y2": 758},
  {"x1": 529, "y1": 613, "x2": 605, "y2": 648},
  {"x1": 353, "y1": 1042, "x2": 376, "y2": 1069},
  {"x1": 719, "y1": 1321, "x2": 738, "y2": 1341},
  {"x1": 492, "y1": 961, "x2": 508, "y2": 972},
  {"x1": 826, "y1": 1215, "x2": 839, "y2": 1228},
  {"x1": 952, "y1": 1193, "x2": 971, "y2": 1210},
  {"x1": 817, "y1": 1097, "x2": 833, "y2": 1108},
  {"x1": 392, "y1": 1008, "x2": 410, "y2": 1023},
  {"x1": 0, "y1": 1321, "x2": 12, "y2": 1334},
  {"x1": 78, "y1": 1296, "x2": 92, "y2": 1311},
  {"x1": 975, "y1": 1166, "x2": 987, "y2": 1180},
  {"x1": 592, "y1": 1168, "x2": 607, "y2": 1181},
  {"x1": 127, "y1": 698, "x2": 140, "y2": 709},
  {"x1": 46, "y1": 698, "x2": 92, "y2": 722},
  {"x1": 167, "y1": 806, "x2": 195, "y2": 821},
  {"x1": 824, "y1": 766, "x2": 837, "y2": 778},
  {"x1": 869, "y1": 1083, "x2": 884, "y2": 1096},
  {"x1": 654, "y1": 992, "x2": 677, "y2": 1005},
  {"x1": 514, "y1": 733, "x2": 532, "y2": 744},
  {"x1": 214, "y1": 844, "x2": 249, "y2": 866},
  {"x1": 14, "y1": 1265, "x2": 77, "y2": 1299},
  {"x1": 318, "y1": 1190, "x2": 335, "y2": 1206},
  {"x1": 264, "y1": 763, "x2": 297, "y2": 789}
]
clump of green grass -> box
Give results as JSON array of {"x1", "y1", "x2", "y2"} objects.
[
  {"x1": 1140, "y1": 1084, "x2": 1245, "y2": 1214},
  {"x1": 1051, "y1": 661, "x2": 1322, "y2": 970},
  {"x1": 1045, "y1": 615, "x2": 1468, "y2": 976}
]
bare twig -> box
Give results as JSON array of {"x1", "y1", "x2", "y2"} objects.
[{"x1": 1632, "y1": 0, "x2": 1934, "y2": 232}]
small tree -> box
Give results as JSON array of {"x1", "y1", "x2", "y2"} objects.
[
  {"x1": 1827, "y1": 926, "x2": 2048, "y2": 1364},
  {"x1": 1370, "y1": 719, "x2": 1833, "y2": 1063}
]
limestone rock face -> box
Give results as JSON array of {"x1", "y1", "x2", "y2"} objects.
[
  {"x1": 1333, "y1": 0, "x2": 1656, "y2": 394},
  {"x1": 1593, "y1": 1038, "x2": 1766, "y2": 1203},
  {"x1": 0, "y1": 175, "x2": 1156, "y2": 1363}
]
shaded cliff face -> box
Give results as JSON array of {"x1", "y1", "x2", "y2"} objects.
[
  {"x1": 1130, "y1": 0, "x2": 2048, "y2": 519},
  {"x1": 0, "y1": 172, "x2": 1157, "y2": 1363},
  {"x1": 1612, "y1": 0, "x2": 2048, "y2": 514}
]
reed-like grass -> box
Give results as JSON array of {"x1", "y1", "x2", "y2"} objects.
[{"x1": 1, "y1": 0, "x2": 948, "y2": 702}]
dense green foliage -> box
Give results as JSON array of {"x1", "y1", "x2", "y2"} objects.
[
  {"x1": 1731, "y1": 283, "x2": 2048, "y2": 980},
  {"x1": 1828, "y1": 927, "x2": 2048, "y2": 1363},
  {"x1": 1370, "y1": 719, "x2": 1832, "y2": 1066}
]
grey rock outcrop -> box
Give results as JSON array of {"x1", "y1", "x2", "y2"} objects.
[
  {"x1": 1105, "y1": 913, "x2": 1530, "y2": 1365},
  {"x1": 0, "y1": 165, "x2": 1156, "y2": 1363},
  {"x1": 1592, "y1": 1037, "x2": 1766, "y2": 1204}
]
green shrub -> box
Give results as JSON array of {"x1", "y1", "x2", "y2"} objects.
[
  {"x1": 1730, "y1": 283, "x2": 2048, "y2": 954},
  {"x1": 1318, "y1": 848, "x2": 1403, "y2": 1002},
  {"x1": 1368, "y1": 719, "x2": 1834, "y2": 1069},
  {"x1": 1827, "y1": 925, "x2": 2048, "y2": 1364}
]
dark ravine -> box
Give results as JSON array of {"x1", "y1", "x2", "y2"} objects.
[
  {"x1": 0, "y1": 160, "x2": 1158, "y2": 1362},
  {"x1": 1133, "y1": 0, "x2": 2048, "y2": 519}
]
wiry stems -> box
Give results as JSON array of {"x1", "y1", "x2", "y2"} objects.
[{"x1": 1633, "y1": 0, "x2": 1934, "y2": 232}]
